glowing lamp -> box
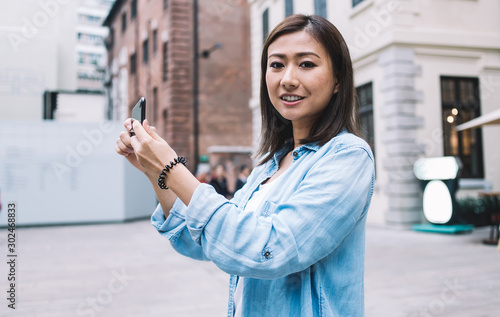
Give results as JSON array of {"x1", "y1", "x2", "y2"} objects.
[{"x1": 414, "y1": 157, "x2": 461, "y2": 225}]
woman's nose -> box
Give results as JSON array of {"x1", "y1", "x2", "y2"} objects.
[{"x1": 280, "y1": 66, "x2": 299, "y2": 88}]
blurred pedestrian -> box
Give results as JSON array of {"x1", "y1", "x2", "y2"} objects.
[
  {"x1": 209, "y1": 164, "x2": 231, "y2": 198},
  {"x1": 195, "y1": 171, "x2": 210, "y2": 184},
  {"x1": 234, "y1": 165, "x2": 251, "y2": 192},
  {"x1": 116, "y1": 14, "x2": 374, "y2": 317}
]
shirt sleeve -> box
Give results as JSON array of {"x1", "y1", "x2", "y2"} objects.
[
  {"x1": 182, "y1": 145, "x2": 375, "y2": 279},
  {"x1": 151, "y1": 198, "x2": 209, "y2": 261},
  {"x1": 150, "y1": 165, "x2": 263, "y2": 261}
]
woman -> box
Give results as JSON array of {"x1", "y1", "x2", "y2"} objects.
[
  {"x1": 210, "y1": 163, "x2": 231, "y2": 198},
  {"x1": 116, "y1": 14, "x2": 374, "y2": 317}
]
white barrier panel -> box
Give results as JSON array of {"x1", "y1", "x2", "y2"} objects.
[{"x1": 0, "y1": 121, "x2": 157, "y2": 226}]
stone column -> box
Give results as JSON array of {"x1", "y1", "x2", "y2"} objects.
[{"x1": 378, "y1": 46, "x2": 424, "y2": 226}]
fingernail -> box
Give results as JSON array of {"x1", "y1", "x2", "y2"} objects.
[
  {"x1": 126, "y1": 123, "x2": 132, "y2": 130},
  {"x1": 144, "y1": 119, "x2": 150, "y2": 128}
]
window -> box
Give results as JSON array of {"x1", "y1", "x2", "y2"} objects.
[
  {"x1": 164, "y1": 0, "x2": 168, "y2": 11},
  {"x1": 78, "y1": 52, "x2": 102, "y2": 65},
  {"x1": 131, "y1": 0, "x2": 137, "y2": 19},
  {"x1": 130, "y1": 53, "x2": 136, "y2": 74},
  {"x1": 142, "y1": 39, "x2": 149, "y2": 64},
  {"x1": 78, "y1": 52, "x2": 85, "y2": 64},
  {"x1": 121, "y1": 12, "x2": 126, "y2": 33},
  {"x1": 78, "y1": 13, "x2": 102, "y2": 25},
  {"x1": 314, "y1": 0, "x2": 327, "y2": 18},
  {"x1": 107, "y1": 28, "x2": 114, "y2": 48},
  {"x1": 153, "y1": 87, "x2": 158, "y2": 122},
  {"x1": 285, "y1": 0, "x2": 294, "y2": 17},
  {"x1": 162, "y1": 42, "x2": 168, "y2": 81},
  {"x1": 262, "y1": 8, "x2": 269, "y2": 44},
  {"x1": 441, "y1": 77, "x2": 484, "y2": 178},
  {"x1": 152, "y1": 30, "x2": 158, "y2": 54},
  {"x1": 352, "y1": 0, "x2": 365, "y2": 7},
  {"x1": 162, "y1": 109, "x2": 168, "y2": 134},
  {"x1": 89, "y1": 53, "x2": 100, "y2": 65},
  {"x1": 357, "y1": 82, "x2": 375, "y2": 158}
]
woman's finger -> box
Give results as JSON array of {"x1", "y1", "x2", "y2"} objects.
[
  {"x1": 119, "y1": 130, "x2": 133, "y2": 147},
  {"x1": 116, "y1": 138, "x2": 133, "y2": 154},
  {"x1": 131, "y1": 119, "x2": 150, "y2": 143},
  {"x1": 143, "y1": 120, "x2": 162, "y2": 141},
  {"x1": 123, "y1": 118, "x2": 134, "y2": 131},
  {"x1": 115, "y1": 144, "x2": 130, "y2": 156}
]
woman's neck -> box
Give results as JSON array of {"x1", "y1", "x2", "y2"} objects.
[{"x1": 292, "y1": 122, "x2": 312, "y2": 149}]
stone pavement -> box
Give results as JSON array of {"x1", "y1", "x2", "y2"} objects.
[{"x1": 1, "y1": 220, "x2": 499, "y2": 317}]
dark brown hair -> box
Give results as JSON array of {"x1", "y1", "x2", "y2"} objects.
[{"x1": 257, "y1": 14, "x2": 361, "y2": 164}]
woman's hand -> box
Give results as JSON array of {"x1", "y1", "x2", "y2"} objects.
[
  {"x1": 117, "y1": 118, "x2": 199, "y2": 207},
  {"x1": 115, "y1": 118, "x2": 146, "y2": 173},
  {"x1": 127, "y1": 119, "x2": 178, "y2": 180}
]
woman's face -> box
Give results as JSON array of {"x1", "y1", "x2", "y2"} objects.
[{"x1": 266, "y1": 31, "x2": 337, "y2": 131}]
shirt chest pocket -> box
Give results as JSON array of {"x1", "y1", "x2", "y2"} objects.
[{"x1": 259, "y1": 201, "x2": 278, "y2": 217}]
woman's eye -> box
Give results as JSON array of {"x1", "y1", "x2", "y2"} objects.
[
  {"x1": 300, "y1": 61, "x2": 316, "y2": 68},
  {"x1": 270, "y1": 62, "x2": 284, "y2": 69}
]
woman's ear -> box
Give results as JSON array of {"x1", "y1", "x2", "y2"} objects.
[{"x1": 333, "y1": 81, "x2": 340, "y2": 94}]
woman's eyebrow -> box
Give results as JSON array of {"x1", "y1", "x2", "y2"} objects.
[{"x1": 268, "y1": 52, "x2": 321, "y2": 59}]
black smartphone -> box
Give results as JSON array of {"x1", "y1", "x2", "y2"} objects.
[{"x1": 130, "y1": 97, "x2": 146, "y2": 136}]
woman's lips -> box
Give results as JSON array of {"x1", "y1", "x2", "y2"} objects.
[
  {"x1": 281, "y1": 99, "x2": 303, "y2": 106},
  {"x1": 280, "y1": 95, "x2": 305, "y2": 106}
]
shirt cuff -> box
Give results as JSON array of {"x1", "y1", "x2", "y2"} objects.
[{"x1": 151, "y1": 198, "x2": 188, "y2": 241}]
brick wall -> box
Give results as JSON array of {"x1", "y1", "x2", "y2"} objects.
[
  {"x1": 105, "y1": 0, "x2": 252, "y2": 172},
  {"x1": 197, "y1": 1, "x2": 253, "y2": 158}
]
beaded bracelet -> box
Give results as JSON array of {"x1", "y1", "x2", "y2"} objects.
[{"x1": 157, "y1": 156, "x2": 187, "y2": 190}]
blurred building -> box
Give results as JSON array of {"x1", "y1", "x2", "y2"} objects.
[
  {"x1": 103, "y1": 0, "x2": 253, "y2": 172},
  {"x1": 248, "y1": 0, "x2": 500, "y2": 227},
  {"x1": 0, "y1": 0, "x2": 77, "y2": 120},
  {"x1": 0, "y1": 1, "x2": 157, "y2": 227},
  {"x1": 0, "y1": 0, "x2": 115, "y2": 121},
  {"x1": 76, "y1": 0, "x2": 115, "y2": 90}
]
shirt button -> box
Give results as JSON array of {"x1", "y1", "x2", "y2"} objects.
[
  {"x1": 264, "y1": 251, "x2": 271, "y2": 259},
  {"x1": 292, "y1": 151, "x2": 298, "y2": 157}
]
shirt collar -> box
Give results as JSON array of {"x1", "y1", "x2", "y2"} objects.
[{"x1": 271, "y1": 141, "x2": 321, "y2": 166}]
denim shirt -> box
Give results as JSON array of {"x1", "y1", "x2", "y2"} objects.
[{"x1": 151, "y1": 131, "x2": 375, "y2": 316}]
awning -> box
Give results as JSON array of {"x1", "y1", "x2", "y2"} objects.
[{"x1": 456, "y1": 108, "x2": 500, "y2": 131}]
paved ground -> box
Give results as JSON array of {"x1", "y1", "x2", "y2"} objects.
[{"x1": 0, "y1": 220, "x2": 498, "y2": 317}]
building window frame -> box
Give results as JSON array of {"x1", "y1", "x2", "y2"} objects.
[
  {"x1": 285, "y1": 0, "x2": 294, "y2": 17},
  {"x1": 352, "y1": 0, "x2": 366, "y2": 7},
  {"x1": 142, "y1": 38, "x2": 149, "y2": 64},
  {"x1": 440, "y1": 76, "x2": 484, "y2": 179},
  {"x1": 130, "y1": 53, "x2": 137, "y2": 74},
  {"x1": 131, "y1": 0, "x2": 137, "y2": 19},
  {"x1": 162, "y1": 42, "x2": 168, "y2": 81},
  {"x1": 153, "y1": 87, "x2": 158, "y2": 123},
  {"x1": 152, "y1": 29, "x2": 158, "y2": 54},
  {"x1": 121, "y1": 12, "x2": 127, "y2": 33},
  {"x1": 357, "y1": 82, "x2": 375, "y2": 159},
  {"x1": 262, "y1": 8, "x2": 269, "y2": 44},
  {"x1": 314, "y1": 0, "x2": 327, "y2": 18}
]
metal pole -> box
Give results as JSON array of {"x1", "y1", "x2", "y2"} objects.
[{"x1": 192, "y1": 0, "x2": 200, "y2": 174}]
